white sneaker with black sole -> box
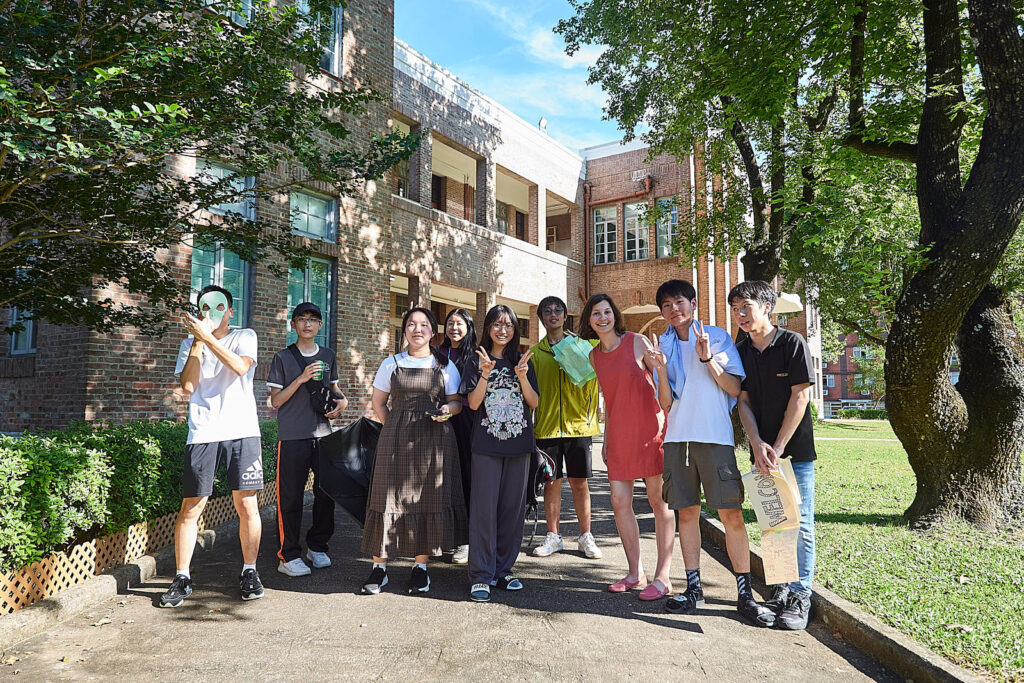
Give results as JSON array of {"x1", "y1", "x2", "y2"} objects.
[{"x1": 278, "y1": 558, "x2": 312, "y2": 577}]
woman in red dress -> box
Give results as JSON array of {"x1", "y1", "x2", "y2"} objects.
[{"x1": 580, "y1": 294, "x2": 675, "y2": 600}]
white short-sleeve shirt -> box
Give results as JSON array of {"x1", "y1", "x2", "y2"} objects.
[
  {"x1": 372, "y1": 352, "x2": 461, "y2": 395},
  {"x1": 174, "y1": 328, "x2": 260, "y2": 445}
]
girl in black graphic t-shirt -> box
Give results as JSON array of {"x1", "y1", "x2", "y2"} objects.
[{"x1": 459, "y1": 305, "x2": 539, "y2": 602}]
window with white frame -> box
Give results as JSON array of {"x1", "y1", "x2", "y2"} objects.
[
  {"x1": 290, "y1": 189, "x2": 336, "y2": 241},
  {"x1": 9, "y1": 307, "x2": 36, "y2": 355},
  {"x1": 825, "y1": 374, "x2": 835, "y2": 388},
  {"x1": 656, "y1": 198, "x2": 678, "y2": 258},
  {"x1": 593, "y1": 206, "x2": 617, "y2": 265},
  {"x1": 287, "y1": 257, "x2": 333, "y2": 347},
  {"x1": 624, "y1": 202, "x2": 649, "y2": 261},
  {"x1": 190, "y1": 239, "x2": 251, "y2": 328},
  {"x1": 195, "y1": 159, "x2": 254, "y2": 218}
]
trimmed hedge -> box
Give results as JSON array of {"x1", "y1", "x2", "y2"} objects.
[
  {"x1": 0, "y1": 420, "x2": 279, "y2": 573},
  {"x1": 836, "y1": 408, "x2": 889, "y2": 419}
]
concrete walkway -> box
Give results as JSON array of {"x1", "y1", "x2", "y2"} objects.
[{"x1": 4, "y1": 458, "x2": 895, "y2": 681}]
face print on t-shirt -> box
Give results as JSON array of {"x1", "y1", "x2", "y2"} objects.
[{"x1": 481, "y1": 366, "x2": 527, "y2": 440}]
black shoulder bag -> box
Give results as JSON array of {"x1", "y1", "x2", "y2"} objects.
[{"x1": 287, "y1": 344, "x2": 335, "y2": 416}]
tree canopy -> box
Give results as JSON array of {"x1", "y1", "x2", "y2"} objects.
[
  {"x1": 558, "y1": 0, "x2": 1024, "y2": 526},
  {"x1": 0, "y1": 0, "x2": 416, "y2": 333}
]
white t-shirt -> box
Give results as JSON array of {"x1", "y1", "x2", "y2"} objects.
[
  {"x1": 372, "y1": 352, "x2": 461, "y2": 395},
  {"x1": 174, "y1": 328, "x2": 261, "y2": 445},
  {"x1": 656, "y1": 324, "x2": 745, "y2": 446}
]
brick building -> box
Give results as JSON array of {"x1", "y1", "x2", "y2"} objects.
[{"x1": 1, "y1": 6, "x2": 822, "y2": 432}]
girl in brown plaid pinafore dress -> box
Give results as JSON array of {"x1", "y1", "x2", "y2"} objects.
[{"x1": 361, "y1": 308, "x2": 467, "y2": 595}]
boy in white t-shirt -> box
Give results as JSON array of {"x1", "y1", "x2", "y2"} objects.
[
  {"x1": 160, "y1": 285, "x2": 264, "y2": 608},
  {"x1": 654, "y1": 279, "x2": 774, "y2": 627}
]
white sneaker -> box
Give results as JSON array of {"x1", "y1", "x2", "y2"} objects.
[
  {"x1": 278, "y1": 558, "x2": 312, "y2": 577},
  {"x1": 531, "y1": 532, "x2": 563, "y2": 557},
  {"x1": 451, "y1": 545, "x2": 469, "y2": 565},
  {"x1": 578, "y1": 532, "x2": 602, "y2": 559},
  {"x1": 306, "y1": 550, "x2": 331, "y2": 569}
]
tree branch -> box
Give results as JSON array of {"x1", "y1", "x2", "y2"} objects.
[
  {"x1": 719, "y1": 96, "x2": 768, "y2": 240},
  {"x1": 841, "y1": 133, "x2": 918, "y2": 162}
]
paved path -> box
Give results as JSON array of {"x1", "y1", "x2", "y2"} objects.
[{"x1": 4, "y1": 457, "x2": 896, "y2": 681}]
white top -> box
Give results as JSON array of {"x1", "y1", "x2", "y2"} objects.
[
  {"x1": 656, "y1": 324, "x2": 745, "y2": 446},
  {"x1": 174, "y1": 328, "x2": 261, "y2": 445},
  {"x1": 372, "y1": 351, "x2": 461, "y2": 395}
]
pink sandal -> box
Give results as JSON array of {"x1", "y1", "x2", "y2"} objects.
[
  {"x1": 638, "y1": 579, "x2": 672, "y2": 601},
  {"x1": 608, "y1": 573, "x2": 648, "y2": 593}
]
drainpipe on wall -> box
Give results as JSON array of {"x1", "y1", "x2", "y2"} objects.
[{"x1": 583, "y1": 182, "x2": 591, "y2": 303}]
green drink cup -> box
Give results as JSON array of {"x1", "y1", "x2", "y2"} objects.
[{"x1": 311, "y1": 361, "x2": 325, "y2": 380}]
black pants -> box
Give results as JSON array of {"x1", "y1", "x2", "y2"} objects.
[{"x1": 276, "y1": 439, "x2": 335, "y2": 563}]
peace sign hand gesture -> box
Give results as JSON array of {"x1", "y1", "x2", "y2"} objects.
[
  {"x1": 515, "y1": 349, "x2": 533, "y2": 381},
  {"x1": 643, "y1": 333, "x2": 667, "y2": 373},
  {"x1": 692, "y1": 319, "x2": 712, "y2": 362},
  {"x1": 475, "y1": 346, "x2": 496, "y2": 377}
]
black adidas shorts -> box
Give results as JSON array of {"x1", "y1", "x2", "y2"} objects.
[{"x1": 183, "y1": 437, "x2": 264, "y2": 498}]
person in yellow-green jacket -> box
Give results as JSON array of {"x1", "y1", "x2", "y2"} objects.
[{"x1": 529, "y1": 296, "x2": 603, "y2": 560}]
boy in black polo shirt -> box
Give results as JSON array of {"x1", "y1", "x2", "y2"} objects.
[
  {"x1": 729, "y1": 281, "x2": 817, "y2": 630},
  {"x1": 267, "y1": 302, "x2": 347, "y2": 577}
]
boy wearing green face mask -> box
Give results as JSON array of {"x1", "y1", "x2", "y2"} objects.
[{"x1": 162, "y1": 284, "x2": 264, "y2": 607}]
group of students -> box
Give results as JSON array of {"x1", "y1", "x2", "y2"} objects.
[{"x1": 160, "y1": 278, "x2": 817, "y2": 631}]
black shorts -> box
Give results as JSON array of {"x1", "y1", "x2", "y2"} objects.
[
  {"x1": 537, "y1": 437, "x2": 593, "y2": 480},
  {"x1": 183, "y1": 437, "x2": 264, "y2": 498}
]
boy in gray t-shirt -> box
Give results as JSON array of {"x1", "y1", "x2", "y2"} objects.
[{"x1": 267, "y1": 302, "x2": 347, "y2": 577}]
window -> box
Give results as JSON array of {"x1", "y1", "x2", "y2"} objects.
[
  {"x1": 515, "y1": 210, "x2": 526, "y2": 241},
  {"x1": 950, "y1": 370, "x2": 960, "y2": 384},
  {"x1": 287, "y1": 257, "x2": 333, "y2": 346},
  {"x1": 290, "y1": 189, "x2": 336, "y2": 241},
  {"x1": 778, "y1": 314, "x2": 788, "y2": 326},
  {"x1": 519, "y1": 316, "x2": 529, "y2": 339},
  {"x1": 825, "y1": 374, "x2": 835, "y2": 388},
  {"x1": 656, "y1": 198, "x2": 678, "y2": 258},
  {"x1": 464, "y1": 185, "x2": 474, "y2": 220},
  {"x1": 593, "y1": 206, "x2": 617, "y2": 264},
  {"x1": 394, "y1": 158, "x2": 410, "y2": 198},
  {"x1": 496, "y1": 201, "x2": 510, "y2": 234},
  {"x1": 624, "y1": 202, "x2": 649, "y2": 261},
  {"x1": 9, "y1": 307, "x2": 36, "y2": 355},
  {"x1": 190, "y1": 239, "x2": 251, "y2": 327},
  {"x1": 394, "y1": 293, "x2": 409, "y2": 316},
  {"x1": 319, "y1": 5, "x2": 343, "y2": 75},
  {"x1": 195, "y1": 159, "x2": 254, "y2": 218},
  {"x1": 296, "y1": 1, "x2": 344, "y2": 76},
  {"x1": 231, "y1": 0, "x2": 256, "y2": 26},
  {"x1": 431, "y1": 174, "x2": 447, "y2": 211}
]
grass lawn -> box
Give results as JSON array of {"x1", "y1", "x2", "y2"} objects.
[{"x1": 732, "y1": 419, "x2": 1023, "y2": 681}]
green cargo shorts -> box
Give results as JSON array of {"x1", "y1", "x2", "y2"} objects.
[{"x1": 662, "y1": 441, "x2": 744, "y2": 510}]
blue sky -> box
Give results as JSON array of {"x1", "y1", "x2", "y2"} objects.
[{"x1": 394, "y1": 0, "x2": 625, "y2": 153}]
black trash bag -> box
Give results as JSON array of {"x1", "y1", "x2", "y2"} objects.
[{"x1": 317, "y1": 417, "x2": 383, "y2": 527}]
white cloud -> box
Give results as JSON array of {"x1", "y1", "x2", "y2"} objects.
[
  {"x1": 456, "y1": 0, "x2": 603, "y2": 70},
  {"x1": 456, "y1": 66, "x2": 608, "y2": 118}
]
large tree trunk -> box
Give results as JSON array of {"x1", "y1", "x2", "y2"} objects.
[
  {"x1": 740, "y1": 242, "x2": 781, "y2": 283},
  {"x1": 889, "y1": 286, "x2": 1024, "y2": 529},
  {"x1": 886, "y1": 0, "x2": 1024, "y2": 529}
]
